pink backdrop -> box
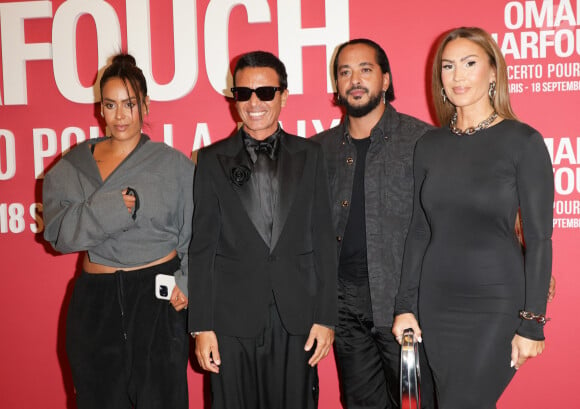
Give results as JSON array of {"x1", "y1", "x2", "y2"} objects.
[{"x1": 1, "y1": 1, "x2": 578, "y2": 407}]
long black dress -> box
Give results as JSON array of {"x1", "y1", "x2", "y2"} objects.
[{"x1": 395, "y1": 120, "x2": 553, "y2": 409}]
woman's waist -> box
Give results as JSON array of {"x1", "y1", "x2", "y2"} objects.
[{"x1": 83, "y1": 250, "x2": 178, "y2": 274}]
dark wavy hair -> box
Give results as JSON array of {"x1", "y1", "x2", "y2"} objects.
[
  {"x1": 233, "y1": 51, "x2": 288, "y2": 90},
  {"x1": 333, "y1": 38, "x2": 395, "y2": 102},
  {"x1": 99, "y1": 53, "x2": 148, "y2": 125}
]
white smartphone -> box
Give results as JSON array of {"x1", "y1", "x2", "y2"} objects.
[{"x1": 155, "y1": 274, "x2": 176, "y2": 300}]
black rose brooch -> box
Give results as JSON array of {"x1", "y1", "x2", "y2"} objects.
[{"x1": 230, "y1": 165, "x2": 251, "y2": 187}]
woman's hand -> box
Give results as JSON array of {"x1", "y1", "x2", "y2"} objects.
[
  {"x1": 121, "y1": 189, "x2": 136, "y2": 214},
  {"x1": 170, "y1": 285, "x2": 188, "y2": 311},
  {"x1": 392, "y1": 313, "x2": 422, "y2": 344},
  {"x1": 511, "y1": 334, "x2": 545, "y2": 369},
  {"x1": 548, "y1": 275, "x2": 556, "y2": 302}
]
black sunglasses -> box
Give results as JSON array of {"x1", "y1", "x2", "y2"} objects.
[{"x1": 231, "y1": 86, "x2": 282, "y2": 101}]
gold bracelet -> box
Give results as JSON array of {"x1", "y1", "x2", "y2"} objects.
[{"x1": 519, "y1": 310, "x2": 550, "y2": 325}]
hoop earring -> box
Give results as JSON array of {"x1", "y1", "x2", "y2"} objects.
[
  {"x1": 488, "y1": 81, "x2": 496, "y2": 104},
  {"x1": 441, "y1": 88, "x2": 447, "y2": 104}
]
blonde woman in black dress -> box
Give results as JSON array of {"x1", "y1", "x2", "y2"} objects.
[{"x1": 393, "y1": 27, "x2": 553, "y2": 409}]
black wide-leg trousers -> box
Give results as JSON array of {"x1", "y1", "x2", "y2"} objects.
[
  {"x1": 210, "y1": 301, "x2": 319, "y2": 409},
  {"x1": 66, "y1": 258, "x2": 189, "y2": 409},
  {"x1": 334, "y1": 278, "x2": 436, "y2": 409}
]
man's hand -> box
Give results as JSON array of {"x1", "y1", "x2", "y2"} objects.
[
  {"x1": 304, "y1": 324, "x2": 334, "y2": 367},
  {"x1": 392, "y1": 313, "x2": 422, "y2": 344},
  {"x1": 511, "y1": 334, "x2": 545, "y2": 370},
  {"x1": 194, "y1": 331, "x2": 221, "y2": 373}
]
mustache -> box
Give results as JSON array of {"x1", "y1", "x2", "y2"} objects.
[{"x1": 347, "y1": 86, "x2": 369, "y2": 94}]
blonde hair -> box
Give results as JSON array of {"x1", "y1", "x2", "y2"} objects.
[{"x1": 431, "y1": 27, "x2": 517, "y2": 127}]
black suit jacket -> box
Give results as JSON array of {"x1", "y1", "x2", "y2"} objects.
[{"x1": 188, "y1": 130, "x2": 337, "y2": 337}]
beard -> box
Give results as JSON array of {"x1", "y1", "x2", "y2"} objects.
[{"x1": 340, "y1": 87, "x2": 383, "y2": 118}]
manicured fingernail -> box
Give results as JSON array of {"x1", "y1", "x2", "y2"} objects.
[
  {"x1": 417, "y1": 336, "x2": 422, "y2": 343},
  {"x1": 510, "y1": 360, "x2": 515, "y2": 367}
]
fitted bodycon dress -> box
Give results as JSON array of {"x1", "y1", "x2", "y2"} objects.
[{"x1": 395, "y1": 119, "x2": 553, "y2": 409}]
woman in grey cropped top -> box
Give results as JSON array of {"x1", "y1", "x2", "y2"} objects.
[{"x1": 42, "y1": 54, "x2": 194, "y2": 409}]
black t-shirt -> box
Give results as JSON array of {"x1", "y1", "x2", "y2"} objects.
[{"x1": 339, "y1": 137, "x2": 371, "y2": 282}]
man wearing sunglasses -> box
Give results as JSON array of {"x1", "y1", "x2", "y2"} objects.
[
  {"x1": 189, "y1": 51, "x2": 337, "y2": 409},
  {"x1": 312, "y1": 39, "x2": 436, "y2": 409}
]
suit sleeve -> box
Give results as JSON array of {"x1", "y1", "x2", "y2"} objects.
[
  {"x1": 188, "y1": 150, "x2": 221, "y2": 332},
  {"x1": 312, "y1": 145, "x2": 338, "y2": 327},
  {"x1": 394, "y1": 138, "x2": 431, "y2": 316},
  {"x1": 516, "y1": 131, "x2": 554, "y2": 340},
  {"x1": 42, "y1": 159, "x2": 135, "y2": 254}
]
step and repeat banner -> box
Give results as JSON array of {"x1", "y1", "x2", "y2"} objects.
[{"x1": 0, "y1": 1, "x2": 577, "y2": 407}]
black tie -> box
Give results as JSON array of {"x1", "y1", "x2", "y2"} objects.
[
  {"x1": 243, "y1": 134, "x2": 279, "y2": 247},
  {"x1": 255, "y1": 141, "x2": 274, "y2": 157},
  {"x1": 243, "y1": 135, "x2": 278, "y2": 162}
]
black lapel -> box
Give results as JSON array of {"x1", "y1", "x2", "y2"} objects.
[
  {"x1": 270, "y1": 133, "x2": 305, "y2": 251},
  {"x1": 217, "y1": 135, "x2": 271, "y2": 247}
]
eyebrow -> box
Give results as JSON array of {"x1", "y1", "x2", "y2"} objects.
[
  {"x1": 442, "y1": 54, "x2": 479, "y2": 63},
  {"x1": 102, "y1": 96, "x2": 137, "y2": 102},
  {"x1": 338, "y1": 61, "x2": 375, "y2": 70}
]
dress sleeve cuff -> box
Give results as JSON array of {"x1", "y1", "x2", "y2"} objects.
[{"x1": 516, "y1": 319, "x2": 546, "y2": 341}]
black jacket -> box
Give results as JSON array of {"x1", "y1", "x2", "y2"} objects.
[
  {"x1": 312, "y1": 104, "x2": 432, "y2": 327},
  {"x1": 188, "y1": 129, "x2": 337, "y2": 337}
]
